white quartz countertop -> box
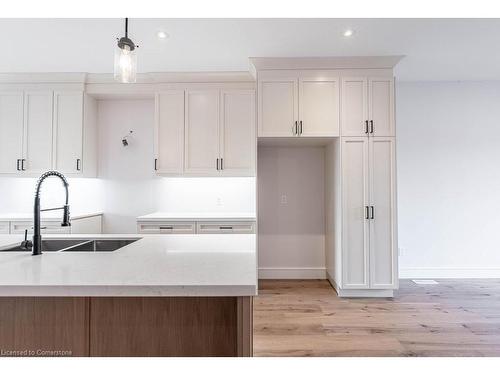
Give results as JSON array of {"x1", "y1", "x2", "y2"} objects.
[
  {"x1": 0, "y1": 233, "x2": 257, "y2": 297},
  {"x1": 0, "y1": 212, "x2": 103, "y2": 221},
  {"x1": 137, "y1": 212, "x2": 256, "y2": 222}
]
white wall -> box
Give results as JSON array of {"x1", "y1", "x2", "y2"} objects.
[
  {"x1": 97, "y1": 99, "x2": 255, "y2": 233},
  {"x1": 258, "y1": 146, "x2": 326, "y2": 278},
  {"x1": 397, "y1": 81, "x2": 500, "y2": 278}
]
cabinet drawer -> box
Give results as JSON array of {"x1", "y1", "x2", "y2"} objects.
[
  {"x1": 0, "y1": 221, "x2": 10, "y2": 234},
  {"x1": 196, "y1": 221, "x2": 255, "y2": 234},
  {"x1": 10, "y1": 221, "x2": 72, "y2": 235},
  {"x1": 137, "y1": 221, "x2": 195, "y2": 234}
]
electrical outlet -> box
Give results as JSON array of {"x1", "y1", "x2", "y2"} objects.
[
  {"x1": 216, "y1": 197, "x2": 223, "y2": 206},
  {"x1": 280, "y1": 194, "x2": 287, "y2": 205}
]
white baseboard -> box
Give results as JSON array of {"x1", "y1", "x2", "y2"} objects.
[
  {"x1": 400, "y1": 267, "x2": 500, "y2": 278},
  {"x1": 258, "y1": 267, "x2": 326, "y2": 279}
]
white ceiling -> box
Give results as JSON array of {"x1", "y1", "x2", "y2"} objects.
[{"x1": 1, "y1": 18, "x2": 500, "y2": 81}]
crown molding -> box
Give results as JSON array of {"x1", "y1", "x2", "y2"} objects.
[
  {"x1": 0, "y1": 72, "x2": 87, "y2": 84},
  {"x1": 249, "y1": 56, "x2": 405, "y2": 71}
]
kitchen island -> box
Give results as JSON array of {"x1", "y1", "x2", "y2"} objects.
[{"x1": 0, "y1": 234, "x2": 256, "y2": 357}]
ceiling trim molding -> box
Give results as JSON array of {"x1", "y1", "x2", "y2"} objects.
[
  {"x1": 0, "y1": 72, "x2": 87, "y2": 84},
  {"x1": 86, "y1": 71, "x2": 255, "y2": 84},
  {"x1": 249, "y1": 56, "x2": 405, "y2": 71}
]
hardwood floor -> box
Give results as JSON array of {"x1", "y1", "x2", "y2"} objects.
[{"x1": 253, "y1": 279, "x2": 500, "y2": 357}]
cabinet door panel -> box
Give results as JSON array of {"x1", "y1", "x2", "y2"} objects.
[
  {"x1": 369, "y1": 137, "x2": 397, "y2": 288},
  {"x1": 24, "y1": 91, "x2": 53, "y2": 173},
  {"x1": 341, "y1": 77, "x2": 368, "y2": 136},
  {"x1": 220, "y1": 90, "x2": 255, "y2": 176},
  {"x1": 184, "y1": 90, "x2": 220, "y2": 174},
  {"x1": 0, "y1": 92, "x2": 24, "y2": 174},
  {"x1": 341, "y1": 137, "x2": 370, "y2": 289},
  {"x1": 369, "y1": 78, "x2": 395, "y2": 136},
  {"x1": 258, "y1": 79, "x2": 298, "y2": 137},
  {"x1": 54, "y1": 91, "x2": 83, "y2": 174},
  {"x1": 155, "y1": 91, "x2": 185, "y2": 174},
  {"x1": 299, "y1": 78, "x2": 339, "y2": 136}
]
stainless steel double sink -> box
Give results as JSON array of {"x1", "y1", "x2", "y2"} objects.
[{"x1": 2, "y1": 238, "x2": 139, "y2": 252}]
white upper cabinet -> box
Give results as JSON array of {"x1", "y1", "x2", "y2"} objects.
[
  {"x1": 298, "y1": 77, "x2": 340, "y2": 136},
  {"x1": 341, "y1": 77, "x2": 395, "y2": 137},
  {"x1": 258, "y1": 78, "x2": 298, "y2": 137},
  {"x1": 23, "y1": 91, "x2": 54, "y2": 174},
  {"x1": 369, "y1": 78, "x2": 395, "y2": 137},
  {"x1": 0, "y1": 88, "x2": 95, "y2": 177},
  {"x1": 258, "y1": 72, "x2": 341, "y2": 137},
  {"x1": 369, "y1": 137, "x2": 397, "y2": 288},
  {"x1": 220, "y1": 90, "x2": 255, "y2": 176},
  {"x1": 154, "y1": 87, "x2": 256, "y2": 177},
  {"x1": 0, "y1": 92, "x2": 24, "y2": 174},
  {"x1": 341, "y1": 77, "x2": 368, "y2": 136},
  {"x1": 53, "y1": 91, "x2": 83, "y2": 174},
  {"x1": 184, "y1": 89, "x2": 220, "y2": 174},
  {"x1": 155, "y1": 91, "x2": 185, "y2": 174}
]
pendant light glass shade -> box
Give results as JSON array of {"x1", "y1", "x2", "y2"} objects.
[
  {"x1": 114, "y1": 18, "x2": 138, "y2": 83},
  {"x1": 114, "y1": 43, "x2": 137, "y2": 83}
]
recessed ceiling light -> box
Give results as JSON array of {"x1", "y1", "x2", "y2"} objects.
[
  {"x1": 157, "y1": 31, "x2": 169, "y2": 40},
  {"x1": 343, "y1": 29, "x2": 354, "y2": 37}
]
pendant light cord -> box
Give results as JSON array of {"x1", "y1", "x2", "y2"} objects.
[{"x1": 125, "y1": 18, "x2": 128, "y2": 38}]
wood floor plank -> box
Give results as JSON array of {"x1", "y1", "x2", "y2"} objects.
[{"x1": 253, "y1": 279, "x2": 500, "y2": 357}]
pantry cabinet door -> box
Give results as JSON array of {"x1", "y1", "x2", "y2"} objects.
[
  {"x1": 341, "y1": 137, "x2": 370, "y2": 289},
  {"x1": 219, "y1": 90, "x2": 256, "y2": 176},
  {"x1": 155, "y1": 91, "x2": 185, "y2": 174},
  {"x1": 341, "y1": 77, "x2": 368, "y2": 136},
  {"x1": 53, "y1": 91, "x2": 84, "y2": 174},
  {"x1": 298, "y1": 77, "x2": 340, "y2": 136},
  {"x1": 0, "y1": 92, "x2": 24, "y2": 174},
  {"x1": 369, "y1": 137, "x2": 397, "y2": 289},
  {"x1": 258, "y1": 78, "x2": 298, "y2": 137},
  {"x1": 369, "y1": 78, "x2": 395, "y2": 137},
  {"x1": 23, "y1": 91, "x2": 54, "y2": 174},
  {"x1": 184, "y1": 90, "x2": 220, "y2": 175}
]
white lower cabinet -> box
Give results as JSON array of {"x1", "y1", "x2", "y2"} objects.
[
  {"x1": 8, "y1": 215, "x2": 103, "y2": 235},
  {"x1": 341, "y1": 137, "x2": 397, "y2": 290},
  {"x1": 137, "y1": 222, "x2": 196, "y2": 234},
  {"x1": 137, "y1": 220, "x2": 256, "y2": 234},
  {"x1": 197, "y1": 221, "x2": 255, "y2": 234},
  {"x1": 0, "y1": 221, "x2": 10, "y2": 234}
]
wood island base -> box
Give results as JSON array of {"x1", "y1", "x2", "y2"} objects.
[{"x1": 0, "y1": 296, "x2": 253, "y2": 357}]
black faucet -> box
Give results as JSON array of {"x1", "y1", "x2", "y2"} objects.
[{"x1": 25, "y1": 171, "x2": 71, "y2": 256}]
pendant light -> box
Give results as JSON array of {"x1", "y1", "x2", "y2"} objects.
[{"x1": 114, "y1": 18, "x2": 139, "y2": 83}]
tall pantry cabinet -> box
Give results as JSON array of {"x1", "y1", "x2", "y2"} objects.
[{"x1": 253, "y1": 58, "x2": 399, "y2": 298}]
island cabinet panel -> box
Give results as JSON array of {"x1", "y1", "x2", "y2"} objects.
[
  {"x1": 0, "y1": 297, "x2": 90, "y2": 356},
  {"x1": 89, "y1": 297, "x2": 252, "y2": 357}
]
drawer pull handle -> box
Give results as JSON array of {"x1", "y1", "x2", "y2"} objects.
[
  {"x1": 159, "y1": 226, "x2": 174, "y2": 230},
  {"x1": 219, "y1": 226, "x2": 233, "y2": 230}
]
